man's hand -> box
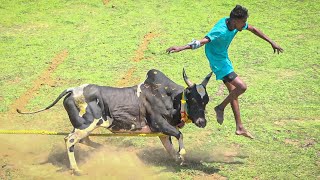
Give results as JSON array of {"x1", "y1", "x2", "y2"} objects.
[
  {"x1": 271, "y1": 42, "x2": 284, "y2": 54},
  {"x1": 166, "y1": 46, "x2": 185, "y2": 54}
]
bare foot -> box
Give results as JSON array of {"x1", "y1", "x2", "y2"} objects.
[
  {"x1": 236, "y1": 130, "x2": 254, "y2": 139},
  {"x1": 214, "y1": 106, "x2": 224, "y2": 125}
]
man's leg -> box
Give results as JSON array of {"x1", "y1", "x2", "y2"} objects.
[
  {"x1": 215, "y1": 76, "x2": 253, "y2": 139},
  {"x1": 215, "y1": 76, "x2": 247, "y2": 123}
]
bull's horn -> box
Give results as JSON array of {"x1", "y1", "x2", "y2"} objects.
[
  {"x1": 201, "y1": 72, "x2": 213, "y2": 87},
  {"x1": 183, "y1": 68, "x2": 194, "y2": 87}
]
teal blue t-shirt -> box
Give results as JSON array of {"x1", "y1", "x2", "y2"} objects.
[{"x1": 205, "y1": 17, "x2": 248, "y2": 80}]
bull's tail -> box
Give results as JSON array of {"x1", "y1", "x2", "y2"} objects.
[{"x1": 16, "y1": 88, "x2": 74, "y2": 114}]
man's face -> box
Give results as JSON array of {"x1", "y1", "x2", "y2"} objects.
[{"x1": 235, "y1": 18, "x2": 247, "y2": 31}]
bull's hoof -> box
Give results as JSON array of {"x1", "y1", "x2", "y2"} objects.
[
  {"x1": 178, "y1": 155, "x2": 186, "y2": 165},
  {"x1": 180, "y1": 161, "x2": 188, "y2": 166},
  {"x1": 179, "y1": 148, "x2": 186, "y2": 155},
  {"x1": 71, "y1": 169, "x2": 83, "y2": 176}
]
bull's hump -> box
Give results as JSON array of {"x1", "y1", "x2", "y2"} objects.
[
  {"x1": 145, "y1": 69, "x2": 183, "y2": 95},
  {"x1": 146, "y1": 69, "x2": 175, "y2": 86}
]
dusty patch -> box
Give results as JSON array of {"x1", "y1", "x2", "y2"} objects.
[
  {"x1": 277, "y1": 70, "x2": 298, "y2": 79},
  {"x1": 284, "y1": 138, "x2": 300, "y2": 146},
  {"x1": 274, "y1": 119, "x2": 318, "y2": 126},
  {"x1": 116, "y1": 67, "x2": 137, "y2": 87},
  {"x1": 8, "y1": 50, "x2": 68, "y2": 114},
  {"x1": 0, "y1": 135, "x2": 169, "y2": 179},
  {"x1": 301, "y1": 138, "x2": 316, "y2": 148},
  {"x1": 133, "y1": 32, "x2": 157, "y2": 62},
  {"x1": 102, "y1": 0, "x2": 109, "y2": 5}
]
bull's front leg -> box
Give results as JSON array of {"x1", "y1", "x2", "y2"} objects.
[
  {"x1": 177, "y1": 133, "x2": 186, "y2": 165},
  {"x1": 160, "y1": 132, "x2": 186, "y2": 165},
  {"x1": 159, "y1": 136, "x2": 179, "y2": 161},
  {"x1": 151, "y1": 116, "x2": 187, "y2": 165}
]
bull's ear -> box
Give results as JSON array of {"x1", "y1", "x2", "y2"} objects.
[
  {"x1": 183, "y1": 68, "x2": 194, "y2": 87},
  {"x1": 201, "y1": 72, "x2": 213, "y2": 87}
]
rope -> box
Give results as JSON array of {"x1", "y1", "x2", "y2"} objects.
[{"x1": 0, "y1": 130, "x2": 166, "y2": 137}]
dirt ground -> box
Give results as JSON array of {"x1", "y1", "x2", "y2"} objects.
[{"x1": 0, "y1": 119, "x2": 234, "y2": 179}]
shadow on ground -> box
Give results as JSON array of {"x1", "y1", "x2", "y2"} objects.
[{"x1": 137, "y1": 147, "x2": 248, "y2": 175}]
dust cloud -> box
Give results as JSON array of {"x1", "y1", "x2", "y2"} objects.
[{"x1": 0, "y1": 135, "x2": 168, "y2": 180}]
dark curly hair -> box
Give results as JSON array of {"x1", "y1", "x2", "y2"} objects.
[{"x1": 230, "y1": 5, "x2": 249, "y2": 19}]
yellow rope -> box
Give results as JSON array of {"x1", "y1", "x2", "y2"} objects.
[
  {"x1": 0, "y1": 130, "x2": 166, "y2": 137},
  {"x1": 180, "y1": 91, "x2": 192, "y2": 124}
]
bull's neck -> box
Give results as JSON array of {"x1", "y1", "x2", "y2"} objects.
[
  {"x1": 180, "y1": 89, "x2": 188, "y2": 114},
  {"x1": 175, "y1": 88, "x2": 192, "y2": 128},
  {"x1": 172, "y1": 86, "x2": 186, "y2": 117}
]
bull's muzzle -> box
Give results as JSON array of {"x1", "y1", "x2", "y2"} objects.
[{"x1": 195, "y1": 118, "x2": 207, "y2": 128}]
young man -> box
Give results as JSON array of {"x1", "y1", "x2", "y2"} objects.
[{"x1": 166, "y1": 5, "x2": 283, "y2": 139}]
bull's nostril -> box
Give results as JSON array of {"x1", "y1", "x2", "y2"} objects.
[
  {"x1": 201, "y1": 121, "x2": 206, "y2": 128},
  {"x1": 196, "y1": 118, "x2": 206, "y2": 128}
]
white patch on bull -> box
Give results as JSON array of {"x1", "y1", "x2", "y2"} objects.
[
  {"x1": 106, "y1": 116, "x2": 114, "y2": 127},
  {"x1": 99, "y1": 118, "x2": 111, "y2": 128},
  {"x1": 71, "y1": 119, "x2": 100, "y2": 140},
  {"x1": 73, "y1": 84, "x2": 89, "y2": 97},
  {"x1": 78, "y1": 103, "x2": 87, "y2": 117},
  {"x1": 136, "y1": 83, "x2": 143, "y2": 97},
  {"x1": 153, "y1": 71, "x2": 158, "y2": 74},
  {"x1": 196, "y1": 85, "x2": 206, "y2": 99},
  {"x1": 73, "y1": 84, "x2": 89, "y2": 117}
]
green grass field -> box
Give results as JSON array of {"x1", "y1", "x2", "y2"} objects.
[{"x1": 0, "y1": 0, "x2": 319, "y2": 179}]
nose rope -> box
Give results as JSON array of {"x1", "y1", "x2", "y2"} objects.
[{"x1": 177, "y1": 90, "x2": 192, "y2": 129}]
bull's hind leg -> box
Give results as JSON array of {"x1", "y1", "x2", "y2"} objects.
[
  {"x1": 64, "y1": 118, "x2": 103, "y2": 175},
  {"x1": 64, "y1": 130, "x2": 83, "y2": 174},
  {"x1": 79, "y1": 119, "x2": 110, "y2": 148},
  {"x1": 64, "y1": 92, "x2": 112, "y2": 174}
]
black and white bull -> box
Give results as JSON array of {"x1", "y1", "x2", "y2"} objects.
[{"x1": 17, "y1": 68, "x2": 212, "y2": 174}]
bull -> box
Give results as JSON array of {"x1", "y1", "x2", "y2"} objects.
[{"x1": 17, "y1": 68, "x2": 212, "y2": 175}]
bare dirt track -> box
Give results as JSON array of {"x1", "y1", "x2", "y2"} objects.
[
  {"x1": 117, "y1": 32, "x2": 157, "y2": 87},
  {"x1": 8, "y1": 50, "x2": 69, "y2": 114}
]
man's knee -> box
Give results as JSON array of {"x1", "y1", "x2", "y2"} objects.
[{"x1": 238, "y1": 83, "x2": 247, "y2": 93}]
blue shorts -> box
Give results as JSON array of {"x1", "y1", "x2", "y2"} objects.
[
  {"x1": 210, "y1": 59, "x2": 234, "y2": 80},
  {"x1": 222, "y1": 71, "x2": 238, "y2": 83}
]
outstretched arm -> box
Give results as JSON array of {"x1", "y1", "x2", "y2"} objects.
[
  {"x1": 247, "y1": 24, "x2": 284, "y2": 54},
  {"x1": 166, "y1": 38, "x2": 210, "y2": 53}
]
